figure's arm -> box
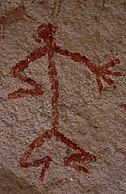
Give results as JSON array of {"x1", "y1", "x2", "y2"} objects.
[
  {"x1": 56, "y1": 46, "x2": 98, "y2": 74},
  {"x1": 56, "y1": 46, "x2": 126, "y2": 93},
  {"x1": 8, "y1": 46, "x2": 47, "y2": 99}
]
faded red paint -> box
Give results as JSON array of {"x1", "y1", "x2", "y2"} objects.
[
  {"x1": 0, "y1": 0, "x2": 36, "y2": 39},
  {"x1": 119, "y1": 103, "x2": 126, "y2": 110},
  {"x1": 8, "y1": 23, "x2": 126, "y2": 181}
]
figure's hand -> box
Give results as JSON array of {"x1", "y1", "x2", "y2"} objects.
[
  {"x1": 56, "y1": 47, "x2": 126, "y2": 93},
  {"x1": 94, "y1": 59, "x2": 126, "y2": 93}
]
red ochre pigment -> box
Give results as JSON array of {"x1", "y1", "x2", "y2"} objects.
[
  {"x1": 8, "y1": 23, "x2": 126, "y2": 181},
  {"x1": 119, "y1": 103, "x2": 126, "y2": 109}
]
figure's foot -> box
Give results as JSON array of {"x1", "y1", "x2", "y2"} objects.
[
  {"x1": 19, "y1": 129, "x2": 54, "y2": 181},
  {"x1": 95, "y1": 59, "x2": 126, "y2": 93},
  {"x1": 54, "y1": 130, "x2": 96, "y2": 174},
  {"x1": 63, "y1": 152, "x2": 96, "y2": 174},
  {"x1": 20, "y1": 156, "x2": 52, "y2": 182}
]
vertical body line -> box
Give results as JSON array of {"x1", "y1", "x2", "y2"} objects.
[{"x1": 48, "y1": 49, "x2": 59, "y2": 131}]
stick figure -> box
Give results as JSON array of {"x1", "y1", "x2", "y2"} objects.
[{"x1": 8, "y1": 23, "x2": 125, "y2": 181}]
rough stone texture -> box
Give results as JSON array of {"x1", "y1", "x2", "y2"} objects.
[
  {"x1": 0, "y1": 166, "x2": 41, "y2": 194},
  {"x1": 0, "y1": 0, "x2": 126, "y2": 193}
]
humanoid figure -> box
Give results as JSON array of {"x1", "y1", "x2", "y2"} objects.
[{"x1": 8, "y1": 23, "x2": 125, "y2": 181}]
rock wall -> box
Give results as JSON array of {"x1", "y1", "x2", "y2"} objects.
[{"x1": 0, "y1": 0, "x2": 126, "y2": 193}]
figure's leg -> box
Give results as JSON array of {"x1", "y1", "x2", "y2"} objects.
[
  {"x1": 96, "y1": 74, "x2": 116, "y2": 93},
  {"x1": 63, "y1": 152, "x2": 96, "y2": 166},
  {"x1": 20, "y1": 156, "x2": 52, "y2": 182},
  {"x1": 70, "y1": 163, "x2": 91, "y2": 173},
  {"x1": 19, "y1": 129, "x2": 53, "y2": 181},
  {"x1": 96, "y1": 75, "x2": 103, "y2": 93},
  {"x1": 54, "y1": 130, "x2": 96, "y2": 173},
  {"x1": 8, "y1": 46, "x2": 47, "y2": 99},
  {"x1": 63, "y1": 152, "x2": 96, "y2": 174},
  {"x1": 64, "y1": 156, "x2": 90, "y2": 174}
]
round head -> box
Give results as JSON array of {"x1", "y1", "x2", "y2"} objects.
[{"x1": 37, "y1": 23, "x2": 57, "y2": 42}]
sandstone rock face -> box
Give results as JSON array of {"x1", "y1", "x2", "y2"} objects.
[
  {"x1": 0, "y1": 0, "x2": 126, "y2": 193},
  {"x1": 0, "y1": 167, "x2": 41, "y2": 194}
]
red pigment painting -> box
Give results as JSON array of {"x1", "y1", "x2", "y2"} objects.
[
  {"x1": 8, "y1": 23, "x2": 126, "y2": 181},
  {"x1": 119, "y1": 103, "x2": 126, "y2": 110}
]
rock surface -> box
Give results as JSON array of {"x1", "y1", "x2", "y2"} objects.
[
  {"x1": 0, "y1": 166, "x2": 41, "y2": 194},
  {"x1": 0, "y1": 0, "x2": 126, "y2": 193}
]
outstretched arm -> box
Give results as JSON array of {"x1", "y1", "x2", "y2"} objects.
[
  {"x1": 56, "y1": 46, "x2": 98, "y2": 74},
  {"x1": 56, "y1": 46, "x2": 126, "y2": 93},
  {"x1": 8, "y1": 46, "x2": 47, "y2": 99}
]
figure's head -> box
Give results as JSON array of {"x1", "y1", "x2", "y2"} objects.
[{"x1": 36, "y1": 23, "x2": 57, "y2": 43}]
